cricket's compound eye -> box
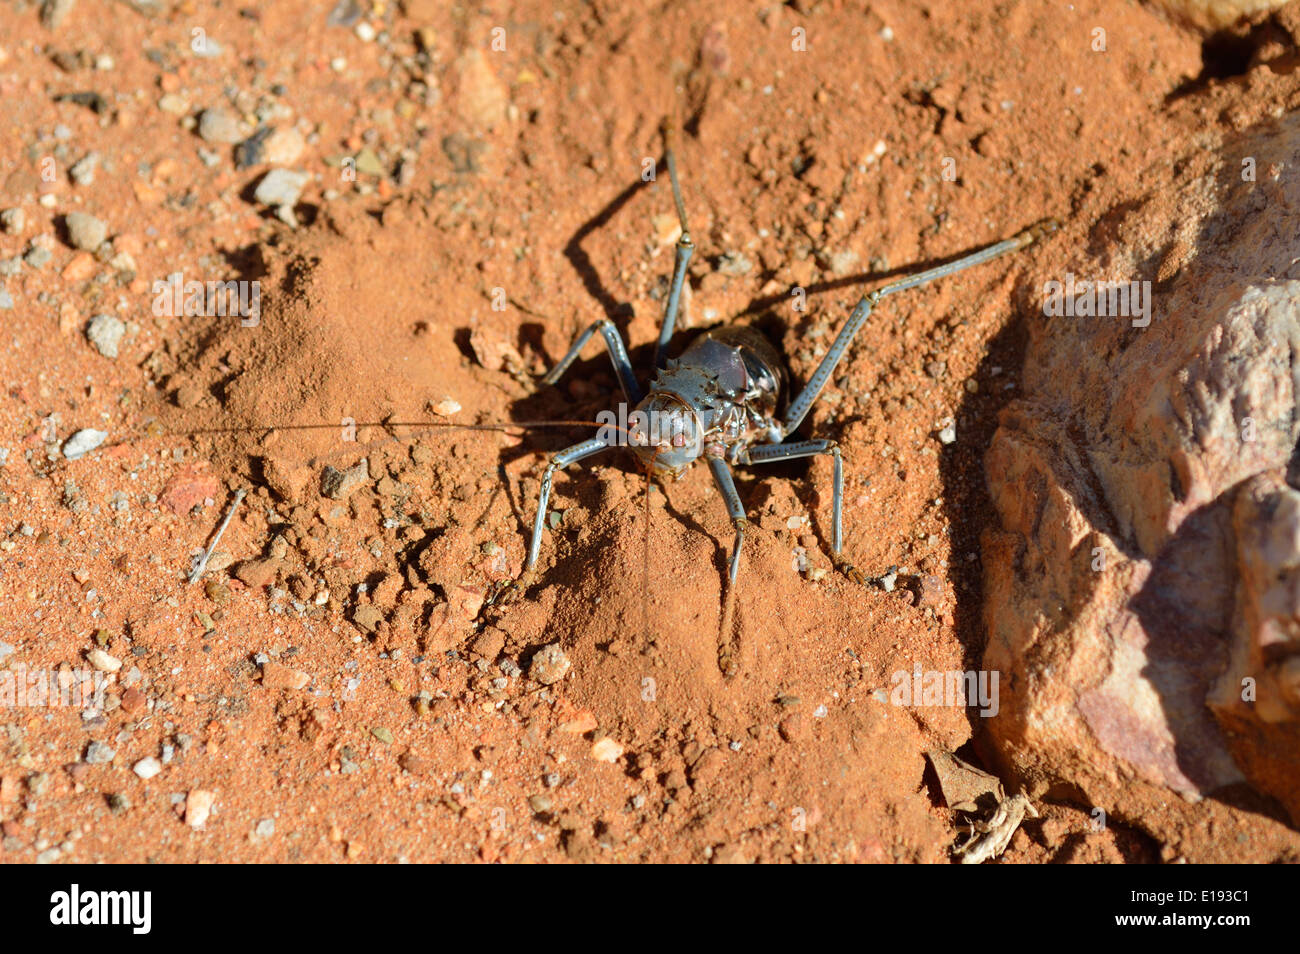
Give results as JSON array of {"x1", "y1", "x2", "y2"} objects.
[{"x1": 628, "y1": 394, "x2": 700, "y2": 474}]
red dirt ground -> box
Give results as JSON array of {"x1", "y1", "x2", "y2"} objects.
[{"x1": 2, "y1": 0, "x2": 1299, "y2": 862}]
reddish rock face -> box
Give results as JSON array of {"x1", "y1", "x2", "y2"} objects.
[{"x1": 982, "y1": 113, "x2": 1300, "y2": 828}]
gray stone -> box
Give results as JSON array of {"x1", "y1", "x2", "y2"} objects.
[
  {"x1": 64, "y1": 211, "x2": 106, "y2": 251},
  {"x1": 69, "y1": 152, "x2": 99, "y2": 185},
  {"x1": 86, "y1": 313, "x2": 125, "y2": 358},
  {"x1": 198, "y1": 107, "x2": 244, "y2": 144},
  {"x1": 529, "y1": 644, "x2": 571, "y2": 685},
  {"x1": 319, "y1": 458, "x2": 369, "y2": 499},
  {"x1": 0, "y1": 208, "x2": 24, "y2": 235},
  {"x1": 253, "y1": 168, "x2": 310, "y2": 207},
  {"x1": 84, "y1": 741, "x2": 115, "y2": 765},
  {"x1": 41, "y1": 0, "x2": 76, "y2": 30}
]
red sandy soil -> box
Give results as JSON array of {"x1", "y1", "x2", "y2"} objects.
[{"x1": 2, "y1": 0, "x2": 1299, "y2": 862}]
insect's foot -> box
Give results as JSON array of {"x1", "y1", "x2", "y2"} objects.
[
  {"x1": 489, "y1": 573, "x2": 533, "y2": 606},
  {"x1": 834, "y1": 557, "x2": 867, "y2": 586}
]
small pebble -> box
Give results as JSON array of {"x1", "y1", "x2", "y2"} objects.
[
  {"x1": 68, "y1": 152, "x2": 98, "y2": 185},
  {"x1": 261, "y1": 661, "x2": 310, "y2": 690},
  {"x1": 253, "y1": 126, "x2": 305, "y2": 167},
  {"x1": 353, "y1": 148, "x2": 386, "y2": 177},
  {"x1": 107, "y1": 792, "x2": 131, "y2": 815},
  {"x1": 132, "y1": 757, "x2": 163, "y2": 780},
  {"x1": 185, "y1": 789, "x2": 215, "y2": 828},
  {"x1": 64, "y1": 211, "x2": 106, "y2": 251},
  {"x1": 41, "y1": 0, "x2": 76, "y2": 30},
  {"x1": 84, "y1": 741, "x2": 115, "y2": 765},
  {"x1": 85, "y1": 647, "x2": 121, "y2": 671},
  {"x1": 254, "y1": 168, "x2": 310, "y2": 207},
  {"x1": 157, "y1": 93, "x2": 189, "y2": 115},
  {"x1": 320, "y1": 458, "x2": 369, "y2": 499},
  {"x1": 193, "y1": 35, "x2": 224, "y2": 58},
  {"x1": 0, "y1": 208, "x2": 23, "y2": 235},
  {"x1": 529, "y1": 644, "x2": 571, "y2": 685},
  {"x1": 591, "y1": 737, "x2": 625, "y2": 762},
  {"x1": 717, "y1": 251, "x2": 753, "y2": 276},
  {"x1": 86, "y1": 313, "x2": 125, "y2": 358},
  {"x1": 328, "y1": 0, "x2": 364, "y2": 27},
  {"x1": 63, "y1": 428, "x2": 108, "y2": 460},
  {"x1": 198, "y1": 107, "x2": 244, "y2": 144}
]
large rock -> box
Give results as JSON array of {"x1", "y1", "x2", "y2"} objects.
[
  {"x1": 1149, "y1": 0, "x2": 1292, "y2": 32},
  {"x1": 981, "y1": 113, "x2": 1300, "y2": 829}
]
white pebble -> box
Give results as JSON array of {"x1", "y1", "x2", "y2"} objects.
[
  {"x1": 254, "y1": 168, "x2": 310, "y2": 207},
  {"x1": 86, "y1": 313, "x2": 125, "y2": 359},
  {"x1": 86, "y1": 648, "x2": 121, "y2": 672},
  {"x1": 63, "y1": 428, "x2": 108, "y2": 460},
  {"x1": 133, "y1": 757, "x2": 163, "y2": 779},
  {"x1": 185, "y1": 789, "x2": 215, "y2": 828}
]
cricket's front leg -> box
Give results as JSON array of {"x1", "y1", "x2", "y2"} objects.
[{"x1": 491, "y1": 436, "x2": 609, "y2": 605}]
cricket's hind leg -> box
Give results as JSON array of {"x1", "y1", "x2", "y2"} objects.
[
  {"x1": 741, "y1": 438, "x2": 866, "y2": 585},
  {"x1": 706, "y1": 455, "x2": 748, "y2": 584}
]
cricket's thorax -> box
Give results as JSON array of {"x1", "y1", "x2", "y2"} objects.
[{"x1": 629, "y1": 326, "x2": 788, "y2": 475}]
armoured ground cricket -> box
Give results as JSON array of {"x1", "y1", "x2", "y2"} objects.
[{"x1": 152, "y1": 122, "x2": 1057, "y2": 673}]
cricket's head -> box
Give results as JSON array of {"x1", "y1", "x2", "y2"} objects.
[{"x1": 627, "y1": 392, "x2": 702, "y2": 475}]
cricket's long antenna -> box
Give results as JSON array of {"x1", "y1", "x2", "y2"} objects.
[
  {"x1": 664, "y1": 125, "x2": 691, "y2": 239},
  {"x1": 172, "y1": 419, "x2": 612, "y2": 438}
]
